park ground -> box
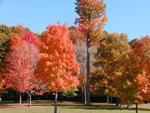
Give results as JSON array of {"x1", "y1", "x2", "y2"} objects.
[{"x1": 0, "y1": 101, "x2": 150, "y2": 113}]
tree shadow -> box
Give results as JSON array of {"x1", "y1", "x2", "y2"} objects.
[{"x1": 59, "y1": 103, "x2": 150, "y2": 111}]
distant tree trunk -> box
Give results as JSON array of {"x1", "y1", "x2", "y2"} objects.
[
  {"x1": 84, "y1": 85, "x2": 87, "y2": 104},
  {"x1": 54, "y1": 92, "x2": 58, "y2": 113},
  {"x1": 110, "y1": 96, "x2": 112, "y2": 103},
  {"x1": 0, "y1": 95, "x2": 2, "y2": 101},
  {"x1": 116, "y1": 97, "x2": 120, "y2": 106},
  {"x1": 85, "y1": 33, "x2": 91, "y2": 105},
  {"x1": 19, "y1": 93, "x2": 22, "y2": 104},
  {"x1": 81, "y1": 85, "x2": 84, "y2": 103},
  {"x1": 106, "y1": 96, "x2": 109, "y2": 103},
  {"x1": 136, "y1": 103, "x2": 138, "y2": 113},
  {"x1": 127, "y1": 103, "x2": 130, "y2": 110}
]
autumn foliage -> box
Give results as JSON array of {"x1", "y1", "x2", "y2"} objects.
[
  {"x1": 91, "y1": 33, "x2": 130, "y2": 96},
  {"x1": 132, "y1": 37, "x2": 150, "y2": 101},
  {"x1": 2, "y1": 31, "x2": 40, "y2": 94},
  {"x1": 35, "y1": 25, "x2": 80, "y2": 93},
  {"x1": 0, "y1": 25, "x2": 26, "y2": 91},
  {"x1": 92, "y1": 33, "x2": 150, "y2": 104},
  {"x1": 75, "y1": 0, "x2": 107, "y2": 31},
  {"x1": 0, "y1": 1, "x2": 150, "y2": 107}
]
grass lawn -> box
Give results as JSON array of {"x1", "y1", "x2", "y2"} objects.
[
  {"x1": 0, "y1": 106, "x2": 150, "y2": 113},
  {"x1": 0, "y1": 101, "x2": 149, "y2": 113}
]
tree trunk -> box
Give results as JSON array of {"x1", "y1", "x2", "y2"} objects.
[
  {"x1": 19, "y1": 93, "x2": 22, "y2": 104},
  {"x1": 136, "y1": 103, "x2": 138, "y2": 113},
  {"x1": 85, "y1": 33, "x2": 91, "y2": 105},
  {"x1": 0, "y1": 95, "x2": 2, "y2": 101},
  {"x1": 106, "y1": 96, "x2": 109, "y2": 103},
  {"x1": 116, "y1": 98, "x2": 120, "y2": 106},
  {"x1": 27, "y1": 92, "x2": 32, "y2": 107},
  {"x1": 127, "y1": 103, "x2": 130, "y2": 109},
  {"x1": 110, "y1": 96, "x2": 112, "y2": 103},
  {"x1": 54, "y1": 92, "x2": 58, "y2": 113},
  {"x1": 84, "y1": 85, "x2": 87, "y2": 104},
  {"x1": 81, "y1": 85, "x2": 84, "y2": 103},
  {"x1": 29, "y1": 93, "x2": 32, "y2": 107}
]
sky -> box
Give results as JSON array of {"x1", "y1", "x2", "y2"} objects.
[{"x1": 0, "y1": 0, "x2": 150, "y2": 40}]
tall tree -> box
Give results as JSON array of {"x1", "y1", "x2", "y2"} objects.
[
  {"x1": 76, "y1": 40, "x2": 87, "y2": 103},
  {"x1": 69, "y1": 27, "x2": 86, "y2": 103},
  {"x1": 75, "y1": 0, "x2": 107, "y2": 105},
  {"x1": 35, "y1": 25, "x2": 80, "y2": 113}
]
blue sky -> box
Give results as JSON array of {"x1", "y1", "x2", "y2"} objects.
[{"x1": 0, "y1": 0, "x2": 150, "y2": 40}]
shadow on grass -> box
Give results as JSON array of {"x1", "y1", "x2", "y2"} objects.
[
  {"x1": 60, "y1": 104, "x2": 120, "y2": 110},
  {"x1": 58, "y1": 103, "x2": 150, "y2": 112}
]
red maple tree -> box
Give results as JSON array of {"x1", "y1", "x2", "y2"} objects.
[{"x1": 2, "y1": 32, "x2": 41, "y2": 105}]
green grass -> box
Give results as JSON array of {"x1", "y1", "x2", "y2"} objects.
[{"x1": 0, "y1": 101, "x2": 149, "y2": 113}]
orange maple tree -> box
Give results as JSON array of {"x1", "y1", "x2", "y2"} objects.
[
  {"x1": 35, "y1": 25, "x2": 80, "y2": 113},
  {"x1": 132, "y1": 36, "x2": 150, "y2": 102},
  {"x1": 118, "y1": 36, "x2": 150, "y2": 110}
]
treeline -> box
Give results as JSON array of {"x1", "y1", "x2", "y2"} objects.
[
  {"x1": 0, "y1": 24, "x2": 150, "y2": 107},
  {"x1": 0, "y1": 25, "x2": 80, "y2": 110},
  {"x1": 71, "y1": 28, "x2": 150, "y2": 107},
  {"x1": 0, "y1": 1, "x2": 150, "y2": 113}
]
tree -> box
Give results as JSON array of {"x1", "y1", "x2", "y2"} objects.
[
  {"x1": 0, "y1": 25, "x2": 25, "y2": 92},
  {"x1": 0, "y1": 25, "x2": 19, "y2": 71},
  {"x1": 75, "y1": 39, "x2": 97, "y2": 104},
  {"x1": 117, "y1": 36, "x2": 150, "y2": 113},
  {"x1": 69, "y1": 26, "x2": 85, "y2": 44},
  {"x1": 131, "y1": 37, "x2": 150, "y2": 102},
  {"x1": 75, "y1": 0, "x2": 107, "y2": 105},
  {"x1": 35, "y1": 25, "x2": 80, "y2": 113},
  {"x1": 0, "y1": 25, "x2": 31, "y2": 72},
  {"x1": 118, "y1": 50, "x2": 140, "y2": 108},
  {"x1": 2, "y1": 31, "x2": 40, "y2": 106},
  {"x1": 91, "y1": 33, "x2": 130, "y2": 105},
  {"x1": 69, "y1": 26, "x2": 86, "y2": 103},
  {"x1": 0, "y1": 37, "x2": 9, "y2": 92},
  {"x1": 76, "y1": 40, "x2": 87, "y2": 103}
]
